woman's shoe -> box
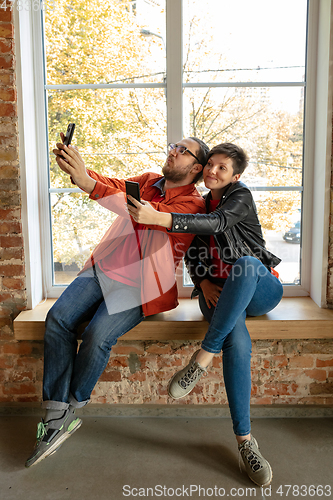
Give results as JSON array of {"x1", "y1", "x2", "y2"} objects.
[
  {"x1": 238, "y1": 436, "x2": 273, "y2": 487},
  {"x1": 168, "y1": 350, "x2": 208, "y2": 399}
]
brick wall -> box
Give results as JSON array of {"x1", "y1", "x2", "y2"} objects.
[
  {"x1": 87, "y1": 341, "x2": 333, "y2": 405},
  {"x1": 1, "y1": 341, "x2": 333, "y2": 405},
  {"x1": 0, "y1": 10, "x2": 29, "y2": 402},
  {"x1": 0, "y1": 13, "x2": 333, "y2": 406}
]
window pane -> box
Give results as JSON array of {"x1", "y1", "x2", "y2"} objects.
[
  {"x1": 183, "y1": 0, "x2": 307, "y2": 83},
  {"x1": 183, "y1": 86, "x2": 303, "y2": 188},
  {"x1": 182, "y1": 191, "x2": 301, "y2": 287},
  {"x1": 47, "y1": 88, "x2": 166, "y2": 188},
  {"x1": 51, "y1": 193, "x2": 116, "y2": 285},
  {"x1": 252, "y1": 190, "x2": 302, "y2": 285},
  {"x1": 44, "y1": 0, "x2": 166, "y2": 85}
]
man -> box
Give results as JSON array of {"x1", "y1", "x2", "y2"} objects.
[{"x1": 25, "y1": 137, "x2": 208, "y2": 468}]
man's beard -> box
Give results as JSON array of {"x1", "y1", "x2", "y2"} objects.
[{"x1": 162, "y1": 161, "x2": 192, "y2": 183}]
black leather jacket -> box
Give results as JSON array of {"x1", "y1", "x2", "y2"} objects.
[{"x1": 169, "y1": 181, "x2": 281, "y2": 288}]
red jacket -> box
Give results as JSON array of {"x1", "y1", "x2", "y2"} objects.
[{"x1": 79, "y1": 171, "x2": 205, "y2": 316}]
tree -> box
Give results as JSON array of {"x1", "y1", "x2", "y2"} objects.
[
  {"x1": 45, "y1": 0, "x2": 304, "y2": 276},
  {"x1": 45, "y1": 0, "x2": 166, "y2": 270},
  {"x1": 181, "y1": 3, "x2": 303, "y2": 234}
]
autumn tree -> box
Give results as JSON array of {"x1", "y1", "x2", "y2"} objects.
[
  {"x1": 45, "y1": 0, "x2": 166, "y2": 272},
  {"x1": 45, "y1": 0, "x2": 304, "y2": 276}
]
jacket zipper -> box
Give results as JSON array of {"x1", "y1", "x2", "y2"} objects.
[
  {"x1": 241, "y1": 240, "x2": 258, "y2": 258},
  {"x1": 224, "y1": 231, "x2": 242, "y2": 259}
]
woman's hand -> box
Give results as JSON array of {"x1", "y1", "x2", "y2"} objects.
[
  {"x1": 200, "y1": 279, "x2": 223, "y2": 308},
  {"x1": 127, "y1": 196, "x2": 172, "y2": 227},
  {"x1": 53, "y1": 133, "x2": 96, "y2": 194}
]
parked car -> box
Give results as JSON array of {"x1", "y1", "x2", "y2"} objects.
[{"x1": 283, "y1": 220, "x2": 301, "y2": 243}]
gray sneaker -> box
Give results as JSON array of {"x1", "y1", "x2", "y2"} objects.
[
  {"x1": 168, "y1": 350, "x2": 208, "y2": 399},
  {"x1": 25, "y1": 407, "x2": 82, "y2": 468},
  {"x1": 238, "y1": 436, "x2": 273, "y2": 487}
]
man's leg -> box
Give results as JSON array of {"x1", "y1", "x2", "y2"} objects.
[
  {"x1": 27, "y1": 275, "x2": 144, "y2": 467},
  {"x1": 69, "y1": 281, "x2": 144, "y2": 404},
  {"x1": 25, "y1": 269, "x2": 104, "y2": 467},
  {"x1": 43, "y1": 268, "x2": 105, "y2": 405}
]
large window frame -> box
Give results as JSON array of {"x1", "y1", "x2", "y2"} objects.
[{"x1": 15, "y1": 0, "x2": 333, "y2": 308}]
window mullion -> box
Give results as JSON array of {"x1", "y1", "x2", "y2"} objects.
[{"x1": 166, "y1": 0, "x2": 183, "y2": 142}]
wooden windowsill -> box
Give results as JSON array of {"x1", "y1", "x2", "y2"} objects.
[{"x1": 13, "y1": 297, "x2": 333, "y2": 341}]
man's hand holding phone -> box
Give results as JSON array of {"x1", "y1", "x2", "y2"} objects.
[{"x1": 53, "y1": 131, "x2": 96, "y2": 195}]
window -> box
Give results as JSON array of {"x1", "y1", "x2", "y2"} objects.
[
  {"x1": 43, "y1": 0, "x2": 167, "y2": 287},
  {"x1": 15, "y1": 0, "x2": 333, "y2": 306}
]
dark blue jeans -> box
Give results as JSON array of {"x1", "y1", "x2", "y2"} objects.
[
  {"x1": 43, "y1": 266, "x2": 144, "y2": 410},
  {"x1": 198, "y1": 256, "x2": 283, "y2": 436}
]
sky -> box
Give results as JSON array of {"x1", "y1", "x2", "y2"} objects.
[{"x1": 137, "y1": 0, "x2": 308, "y2": 113}]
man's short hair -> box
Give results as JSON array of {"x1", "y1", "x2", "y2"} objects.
[
  {"x1": 207, "y1": 142, "x2": 249, "y2": 175},
  {"x1": 189, "y1": 137, "x2": 209, "y2": 183}
]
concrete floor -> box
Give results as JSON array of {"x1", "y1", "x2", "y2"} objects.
[{"x1": 0, "y1": 416, "x2": 332, "y2": 500}]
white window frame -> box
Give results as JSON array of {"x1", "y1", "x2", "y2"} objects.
[{"x1": 15, "y1": 0, "x2": 333, "y2": 308}]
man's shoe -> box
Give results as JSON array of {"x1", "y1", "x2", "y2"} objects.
[
  {"x1": 238, "y1": 436, "x2": 273, "y2": 487},
  {"x1": 25, "y1": 407, "x2": 82, "y2": 468},
  {"x1": 168, "y1": 350, "x2": 208, "y2": 399}
]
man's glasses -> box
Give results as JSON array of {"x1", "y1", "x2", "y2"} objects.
[{"x1": 168, "y1": 143, "x2": 201, "y2": 165}]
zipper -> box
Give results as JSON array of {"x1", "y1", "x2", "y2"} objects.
[
  {"x1": 224, "y1": 231, "x2": 242, "y2": 258},
  {"x1": 241, "y1": 240, "x2": 258, "y2": 258},
  {"x1": 197, "y1": 236, "x2": 210, "y2": 268},
  {"x1": 197, "y1": 236, "x2": 209, "y2": 248}
]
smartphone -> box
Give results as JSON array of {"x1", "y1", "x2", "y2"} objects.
[
  {"x1": 63, "y1": 123, "x2": 75, "y2": 146},
  {"x1": 57, "y1": 123, "x2": 75, "y2": 162},
  {"x1": 125, "y1": 181, "x2": 141, "y2": 207}
]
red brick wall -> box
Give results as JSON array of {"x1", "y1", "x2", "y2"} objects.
[
  {"x1": 1, "y1": 340, "x2": 333, "y2": 405},
  {"x1": 0, "y1": 13, "x2": 333, "y2": 406},
  {"x1": 92, "y1": 341, "x2": 333, "y2": 405},
  {"x1": 0, "y1": 9, "x2": 29, "y2": 402}
]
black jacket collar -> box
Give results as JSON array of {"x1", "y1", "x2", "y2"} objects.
[{"x1": 204, "y1": 181, "x2": 249, "y2": 210}]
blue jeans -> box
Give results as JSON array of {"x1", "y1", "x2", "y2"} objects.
[
  {"x1": 43, "y1": 266, "x2": 144, "y2": 410},
  {"x1": 198, "y1": 256, "x2": 283, "y2": 436}
]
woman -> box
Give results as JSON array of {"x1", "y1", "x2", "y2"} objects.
[{"x1": 127, "y1": 143, "x2": 283, "y2": 487}]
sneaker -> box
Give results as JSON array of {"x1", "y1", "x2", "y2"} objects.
[
  {"x1": 25, "y1": 407, "x2": 82, "y2": 468},
  {"x1": 168, "y1": 350, "x2": 208, "y2": 399},
  {"x1": 238, "y1": 436, "x2": 273, "y2": 487}
]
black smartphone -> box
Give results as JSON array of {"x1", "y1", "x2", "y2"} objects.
[
  {"x1": 63, "y1": 123, "x2": 75, "y2": 146},
  {"x1": 125, "y1": 181, "x2": 141, "y2": 207}
]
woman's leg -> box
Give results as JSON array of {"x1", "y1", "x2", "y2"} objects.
[
  {"x1": 168, "y1": 257, "x2": 282, "y2": 401},
  {"x1": 198, "y1": 272, "x2": 274, "y2": 486},
  {"x1": 199, "y1": 291, "x2": 252, "y2": 437},
  {"x1": 198, "y1": 257, "x2": 282, "y2": 434},
  {"x1": 201, "y1": 256, "x2": 283, "y2": 354},
  {"x1": 220, "y1": 312, "x2": 252, "y2": 437},
  {"x1": 171, "y1": 257, "x2": 282, "y2": 427}
]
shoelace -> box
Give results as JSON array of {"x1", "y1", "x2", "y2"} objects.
[
  {"x1": 238, "y1": 441, "x2": 263, "y2": 473},
  {"x1": 36, "y1": 421, "x2": 47, "y2": 443},
  {"x1": 178, "y1": 362, "x2": 207, "y2": 389}
]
